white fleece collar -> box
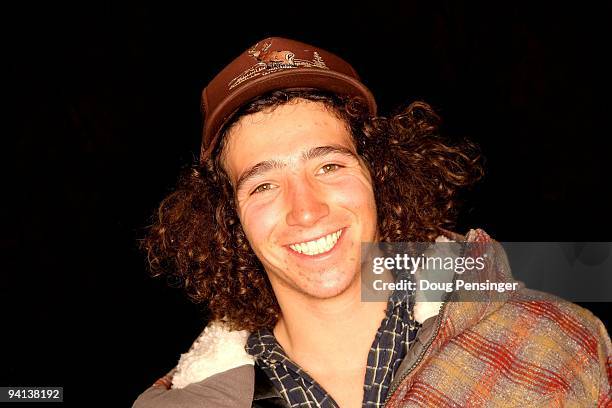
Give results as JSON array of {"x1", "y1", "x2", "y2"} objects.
[
  {"x1": 413, "y1": 234, "x2": 456, "y2": 323},
  {"x1": 171, "y1": 321, "x2": 254, "y2": 389}
]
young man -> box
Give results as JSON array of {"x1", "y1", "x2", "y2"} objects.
[{"x1": 134, "y1": 38, "x2": 611, "y2": 407}]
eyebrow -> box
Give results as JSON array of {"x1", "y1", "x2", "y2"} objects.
[{"x1": 235, "y1": 144, "x2": 358, "y2": 193}]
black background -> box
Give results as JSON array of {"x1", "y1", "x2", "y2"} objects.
[{"x1": 4, "y1": 1, "x2": 611, "y2": 406}]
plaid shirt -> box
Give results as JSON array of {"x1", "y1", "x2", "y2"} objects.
[{"x1": 246, "y1": 285, "x2": 419, "y2": 407}]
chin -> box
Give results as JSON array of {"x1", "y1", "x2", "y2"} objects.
[{"x1": 297, "y1": 268, "x2": 358, "y2": 299}]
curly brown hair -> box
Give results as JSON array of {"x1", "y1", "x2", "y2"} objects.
[{"x1": 141, "y1": 90, "x2": 484, "y2": 331}]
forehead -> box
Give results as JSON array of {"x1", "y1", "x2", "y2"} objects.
[{"x1": 222, "y1": 99, "x2": 354, "y2": 177}]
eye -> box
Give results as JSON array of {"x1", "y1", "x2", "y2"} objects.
[
  {"x1": 318, "y1": 163, "x2": 343, "y2": 174},
  {"x1": 251, "y1": 183, "x2": 276, "y2": 195}
]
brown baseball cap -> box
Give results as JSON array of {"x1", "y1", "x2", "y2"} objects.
[{"x1": 199, "y1": 37, "x2": 377, "y2": 161}]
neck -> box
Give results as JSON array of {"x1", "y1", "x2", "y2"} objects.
[{"x1": 271, "y1": 277, "x2": 387, "y2": 368}]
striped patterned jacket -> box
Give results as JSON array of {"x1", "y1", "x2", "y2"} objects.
[{"x1": 385, "y1": 229, "x2": 612, "y2": 407}]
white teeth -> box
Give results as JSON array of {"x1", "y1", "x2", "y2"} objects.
[
  {"x1": 289, "y1": 229, "x2": 342, "y2": 256},
  {"x1": 315, "y1": 237, "x2": 326, "y2": 251}
]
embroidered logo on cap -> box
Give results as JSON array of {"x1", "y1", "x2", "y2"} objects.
[{"x1": 228, "y1": 41, "x2": 328, "y2": 90}]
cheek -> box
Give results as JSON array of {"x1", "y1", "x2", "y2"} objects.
[
  {"x1": 330, "y1": 177, "x2": 377, "y2": 214},
  {"x1": 240, "y1": 201, "x2": 283, "y2": 247}
]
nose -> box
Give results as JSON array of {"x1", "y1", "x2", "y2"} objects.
[{"x1": 285, "y1": 177, "x2": 329, "y2": 227}]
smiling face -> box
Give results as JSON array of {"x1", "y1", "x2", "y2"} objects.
[{"x1": 222, "y1": 99, "x2": 378, "y2": 301}]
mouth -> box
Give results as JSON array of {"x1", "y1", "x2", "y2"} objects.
[{"x1": 288, "y1": 229, "x2": 344, "y2": 256}]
